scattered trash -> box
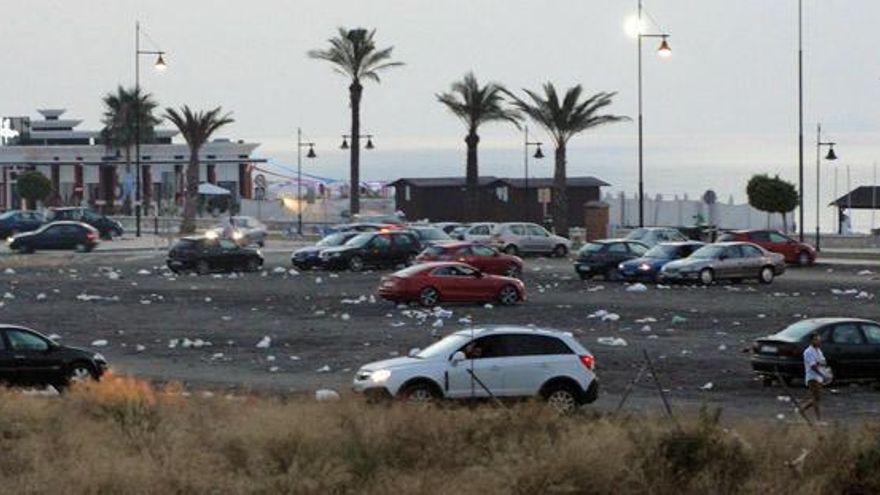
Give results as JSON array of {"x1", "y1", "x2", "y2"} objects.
[
  {"x1": 315, "y1": 389, "x2": 340, "y2": 401},
  {"x1": 135, "y1": 344, "x2": 146, "y2": 353},
  {"x1": 597, "y1": 337, "x2": 628, "y2": 347},
  {"x1": 256, "y1": 336, "x2": 271, "y2": 349},
  {"x1": 137, "y1": 269, "x2": 151, "y2": 275},
  {"x1": 857, "y1": 270, "x2": 873, "y2": 276},
  {"x1": 626, "y1": 283, "x2": 648, "y2": 293},
  {"x1": 35, "y1": 293, "x2": 46, "y2": 301},
  {"x1": 3, "y1": 268, "x2": 15, "y2": 275},
  {"x1": 700, "y1": 382, "x2": 714, "y2": 391},
  {"x1": 340, "y1": 313, "x2": 351, "y2": 321},
  {"x1": 483, "y1": 303, "x2": 494, "y2": 309},
  {"x1": 273, "y1": 267, "x2": 287, "y2": 274},
  {"x1": 718, "y1": 344, "x2": 727, "y2": 351},
  {"x1": 90, "y1": 339, "x2": 108, "y2": 347},
  {"x1": 316, "y1": 365, "x2": 331, "y2": 373},
  {"x1": 671, "y1": 315, "x2": 688, "y2": 325}
]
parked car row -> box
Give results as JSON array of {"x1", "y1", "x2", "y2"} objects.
[{"x1": 1, "y1": 208, "x2": 123, "y2": 240}]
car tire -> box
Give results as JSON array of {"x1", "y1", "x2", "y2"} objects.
[
  {"x1": 399, "y1": 380, "x2": 441, "y2": 403},
  {"x1": 195, "y1": 260, "x2": 211, "y2": 275},
  {"x1": 67, "y1": 362, "x2": 96, "y2": 385},
  {"x1": 699, "y1": 268, "x2": 715, "y2": 285},
  {"x1": 503, "y1": 244, "x2": 519, "y2": 256},
  {"x1": 759, "y1": 266, "x2": 775, "y2": 284},
  {"x1": 348, "y1": 256, "x2": 364, "y2": 272},
  {"x1": 542, "y1": 382, "x2": 581, "y2": 415},
  {"x1": 504, "y1": 264, "x2": 522, "y2": 278},
  {"x1": 245, "y1": 258, "x2": 260, "y2": 272},
  {"x1": 497, "y1": 285, "x2": 520, "y2": 306},
  {"x1": 418, "y1": 287, "x2": 440, "y2": 307},
  {"x1": 797, "y1": 251, "x2": 811, "y2": 266},
  {"x1": 552, "y1": 244, "x2": 568, "y2": 258}
]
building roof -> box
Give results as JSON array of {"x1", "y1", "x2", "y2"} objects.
[
  {"x1": 389, "y1": 176, "x2": 610, "y2": 188},
  {"x1": 491, "y1": 177, "x2": 610, "y2": 188},
  {"x1": 388, "y1": 177, "x2": 500, "y2": 188},
  {"x1": 832, "y1": 186, "x2": 880, "y2": 209}
]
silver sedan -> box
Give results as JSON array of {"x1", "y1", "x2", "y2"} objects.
[{"x1": 659, "y1": 242, "x2": 785, "y2": 285}]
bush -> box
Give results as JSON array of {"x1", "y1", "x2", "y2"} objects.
[{"x1": 16, "y1": 170, "x2": 53, "y2": 209}]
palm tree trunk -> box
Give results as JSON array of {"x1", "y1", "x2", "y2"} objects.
[
  {"x1": 180, "y1": 150, "x2": 201, "y2": 234},
  {"x1": 553, "y1": 143, "x2": 569, "y2": 236},
  {"x1": 349, "y1": 81, "x2": 363, "y2": 216},
  {"x1": 465, "y1": 132, "x2": 480, "y2": 222}
]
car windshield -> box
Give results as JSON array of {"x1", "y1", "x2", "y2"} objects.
[
  {"x1": 644, "y1": 244, "x2": 679, "y2": 259},
  {"x1": 775, "y1": 320, "x2": 821, "y2": 341},
  {"x1": 415, "y1": 228, "x2": 450, "y2": 241},
  {"x1": 626, "y1": 228, "x2": 648, "y2": 241},
  {"x1": 317, "y1": 233, "x2": 351, "y2": 247},
  {"x1": 172, "y1": 239, "x2": 199, "y2": 249},
  {"x1": 579, "y1": 242, "x2": 604, "y2": 254},
  {"x1": 345, "y1": 233, "x2": 374, "y2": 247},
  {"x1": 421, "y1": 245, "x2": 446, "y2": 256},
  {"x1": 691, "y1": 245, "x2": 726, "y2": 259},
  {"x1": 416, "y1": 334, "x2": 471, "y2": 359},
  {"x1": 717, "y1": 233, "x2": 736, "y2": 242},
  {"x1": 0, "y1": 211, "x2": 17, "y2": 220}
]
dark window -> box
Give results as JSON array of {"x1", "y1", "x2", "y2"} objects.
[
  {"x1": 741, "y1": 245, "x2": 764, "y2": 257},
  {"x1": 608, "y1": 243, "x2": 628, "y2": 254},
  {"x1": 0, "y1": 331, "x2": 5, "y2": 350},
  {"x1": 768, "y1": 232, "x2": 789, "y2": 243},
  {"x1": 509, "y1": 225, "x2": 527, "y2": 236},
  {"x1": 392, "y1": 234, "x2": 414, "y2": 248},
  {"x1": 861, "y1": 324, "x2": 880, "y2": 345},
  {"x1": 454, "y1": 247, "x2": 472, "y2": 256},
  {"x1": 173, "y1": 239, "x2": 199, "y2": 250},
  {"x1": 421, "y1": 246, "x2": 445, "y2": 256},
  {"x1": 472, "y1": 245, "x2": 495, "y2": 257},
  {"x1": 370, "y1": 235, "x2": 392, "y2": 249},
  {"x1": 6, "y1": 330, "x2": 49, "y2": 351},
  {"x1": 750, "y1": 231, "x2": 771, "y2": 242},
  {"x1": 716, "y1": 233, "x2": 736, "y2": 242},
  {"x1": 502, "y1": 335, "x2": 573, "y2": 356},
  {"x1": 725, "y1": 246, "x2": 744, "y2": 258},
  {"x1": 458, "y1": 335, "x2": 508, "y2": 359},
  {"x1": 628, "y1": 243, "x2": 648, "y2": 256},
  {"x1": 832, "y1": 324, "x2": 864, "y2": 345}
]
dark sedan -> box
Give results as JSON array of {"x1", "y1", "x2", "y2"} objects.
[
  {"x1": 0, "y1": 325, "x2": 108, "y2": 389},
  {"x1": 574, "y1": 239, "x2": 649, "y2": 281},
  {"x1": 167, "y1": 236, "x2": 264, "y2": 274},
  {"x1": 48, "y1": 207, "x2": 123, "y2": 240},
  {"x1": 752, "y1": 318, "x2": 880, "y2": 386},
  {"x1": 291, "y1": 231, "x2": 359, "y2": 270},
  {"x1": 7, "y1": 221, "x2": 99, "y2": 253},
  {"x1": 0, "y1": 210, "x2": 44, "y2": 238},
  {"x1": 618, "y1": 241, "x2": 705, "y2": 282},
  {"x1": 319, "y1": 230, "x2": 421, "y2": 271}
]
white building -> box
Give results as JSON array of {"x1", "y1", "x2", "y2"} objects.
[{"x1": 0, "y1": 109, "x2": 264, "y2": 213}]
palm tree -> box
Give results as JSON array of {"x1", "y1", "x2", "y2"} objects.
[
  {"x1": 100, "y1": 86, "x2": 160, "y2": 212},
  {"x1": 308, "y1": 27, "x2": 403, "y2": 216},
  {"x1": 164, "y1": 106, "x2": 234, "y2": 234},
  {"x1": 437, "y1": 72, "x2": 520, "y2": 220},
  {"x1": 506, "y1": 84, "x2": 628, "y2": 235}
]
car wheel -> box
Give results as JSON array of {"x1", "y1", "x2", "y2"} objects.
[
  {"x1": 604, "y1": 269, "x2": 623, "y2": 282},
  {"x1": 542, "y1": 382, "x2": 580, "y2": 415},
  {"x1": 503, "y1": 244, "x2": 519, "y2": 256},
  {"x1": 196, "y1": 260, "x2": 211, "y2": 275},
  {"x1": 245, "y1": 258, "x2": 260, "y2": 272},
  {"x1": 699, "y1": 268, "x2": 715, "y2": 285},
  {"x1": 497, "y1": 285, "x2": 520, "y2": 306},
  {"x1": 504, "y1": 264, "x2": 522, "y2": 278},
  {"x1": 348, "y1": 256, "x2": 364, "y2": 272},
  {"x1": 552, "y1": 244, "x2": 568, "y2": 258},
  {"x1": 399, "y1": 381, "x2": 440, "y2": 403},
  {"x1": 418, "y1": 287, "x2": 440, "y2": 307},
  {"x1": 759, "y1": 266, "x2": 775, "y2": 284},
  {"x1": 67, "y1": 363, "x2": 96, "y2": 384},
  {"x1": 797, "y1": 251, "x2": 811, "y2": 266}
]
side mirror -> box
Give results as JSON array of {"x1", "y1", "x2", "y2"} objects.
[{"x1": 450, "y1": 351, "x2": 466, "y2": 364}]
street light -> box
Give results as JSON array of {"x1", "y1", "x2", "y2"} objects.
[
  {"x1": 340, "y1": 134, "x2": 374, "y2": 201},
  {"x1": 631, "y1": 0, "x2": 671, "y2": 228},
  {"x1": 135, "y1": 21, "x2": 167, "y2": 237},
  {"x1": 815, "y1": 124, "x2": 837, "y2": 247},
  {"x1": 797, "y1": 0, "x2": 805, "y2": 242},
  {"x1": 297, "y1": 128, "x2": 316, "y2": 235},
  {"x1": 523, "y1": 125, "x2": 544, "y2": 221}
]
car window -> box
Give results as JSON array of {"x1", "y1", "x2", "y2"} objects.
[
  {"x1": 471, "y1": 225, "x2": 488, "y2": 235},
  {"x1": 454, "y1": 265, "x2": 479, "y2": 277},
  {"x1": 862, "y1": 324, "x2": 880, "y2": 345},
  {"x1": 724, "y1": 246, "x2": 743, "y2": 258},
  {"x1": 750, "y1": 231, "x2": 771, "y2": 242},
  {"x1": 0, "y1": 331, "x2": 5, "y2": 350},
  {"x1": 608, "y1": 243, "x2": 628, "y2": 254},
  {"x1": 716, "y1": 233, "x2": 735, "y2": 242},
  {"x1": 768, "y1": 232, "x2": 789, "y2": 243},
  {"x1": 454, "y1": 247, "x2": 472, "y2": 256},
  {"x1": 832, "y1": 324, "x2": 865, "y2": 345},
  {"x1": 219, "y1": 239, "x2": 238, "y2": 250},
  {"x1": 432, "y1": 266, "x2": 457, "y2": 276},
  {"x1": 472, "y1": 245, "x2": 495, "y2": 257},
  {"x1": 741, "y1": 245, "x2": 764, "y2": 257},
  {"x1": 458, "y1": 335, "x2": 509, "y2": 359},
  {"x1": 628, "y1": 243, "x2": 648, "y2": 256},
  {"x1": 501, "y1": 335, "x2": 574, "y2": 356},
  {"x1": 370, "y1": 235, "x2": 392, "y2": 249},
  {"x1": 509, "y1": 225, "x2": 527, "y2": 236},
  {"x1": 526, "y1": 225, "x2": 548, "y2": 236},
  {"x1": 84, "y1": 211, "x2": 101, "y2": 222},
  {"x1": 393, "y1": 234, "x2": 414, "y2": 248},
  {"x1": 6, "y1": 330, "x2": 49, "y2": 351}
]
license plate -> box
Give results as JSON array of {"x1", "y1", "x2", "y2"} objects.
[{"x1": 760, "y1": 345, "x2": 778, "y2": 354}]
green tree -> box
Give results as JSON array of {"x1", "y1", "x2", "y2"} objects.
[
  {"x1": 437, "y1": 72, "x2": 520, "y2": 220},
  {"x1": 17, "y1": 170, "x2": 52, "y2": 210},
  {"x1": 163, "y1": 106, "x2": 234, "y2": 234},
  {"x1": 308, "y1": 27, "x2": 403, "y2": 216},
  {"x1": 746, "y1": 174, "x2": 799, "y2": 232},
  {"x1": 100, "y1": 86, "x2": 161, "y2": 212},
  {"x1": 506, "y1": 83, "x2": 629, "y2": 235}
]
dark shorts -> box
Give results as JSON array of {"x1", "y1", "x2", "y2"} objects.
[{"x1": 807, "y1": 380, "x2": 822, "y2": 401}]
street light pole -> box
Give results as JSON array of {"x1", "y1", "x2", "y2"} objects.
[
  {"x1": 523, "y1": 125, "x2": 543, "y2": 222},
  {"x1": 296, "y1": 128, "x2": 316, "y2": 235},
  {"x1": 340, "y1": 134, "x2": 374, "y2": 211},
  {"x1": 815, "y1": 123, "x2": 837, "y2": 251},
  {"x1": 798, "y1": 0, "x2": 805, "y2": 241},
  {"x1": 134, "y1": 21, "x2": 166, "y2": 238}
]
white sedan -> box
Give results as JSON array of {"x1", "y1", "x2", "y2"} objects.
[{"x1": 353, "y1": 326, "x2": 598, "y2": 413}]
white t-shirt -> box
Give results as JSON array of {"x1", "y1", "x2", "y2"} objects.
[{"x1": 803, "y1": 346, "x2": 827, "y2": 385}]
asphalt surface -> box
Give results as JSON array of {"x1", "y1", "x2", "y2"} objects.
[{"x1": 2, "y1": 248, "x2": 880, "y2": 421}]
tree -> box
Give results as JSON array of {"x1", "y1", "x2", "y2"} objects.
[
  {"x1": 437, "y1": 72, "x2": 520, "y2": 220},
  {"x1": 308, "y1": 27, "x2": 403, "y2": 216},
  {"x1": 100, "y1": 86, "x2": 161, "y2": 212},
  {"x1": 746, "y1": 174, "x2": 799, "y2": 232},
  {"x1": 163, "y1": 106, "x2": 234, "y2": 234},
  {"x1": 17, "y1": 170, "x2": 52, "y2": 210},
  {"x1": 506, "y1": 83, "x2": 628, "y2": 235}
]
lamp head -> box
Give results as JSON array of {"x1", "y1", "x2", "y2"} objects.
[
  {"x1": 154, "y1": 53, "x2": 167, "y2": 71},
  {"x1": 340, "y1": 137, "x2": 349, "y2": 150},
  {"x1": 533, "y1": 146, "x2": 544, "y2": 159},
  {"x1": 306, "y1": 145, "x2": 317, "y2": 159},
  {"x1": 825, "y1": 146, "x2": 838, "y2": 161},
  {"x1": 365, "y1": 137, "x2": 375, "y2": 150},
  {"x1": 657, "y1": 36, "x2": 672, "y2": 58}
]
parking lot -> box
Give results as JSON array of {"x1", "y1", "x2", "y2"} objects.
[{"x1": 2, "y1": 248, "x2": 879, "y2": 420}]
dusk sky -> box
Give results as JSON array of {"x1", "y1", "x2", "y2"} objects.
[{"x1": 3, "y1": 0, "x2": 879, "y2": 228}]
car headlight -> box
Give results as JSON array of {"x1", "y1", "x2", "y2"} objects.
[
  {"x1": 371, "y1": 369, "x2": 391, "y2": 383},
  {"x1": 93, "y1": 353, "x2": 106, "y2": 362},
  {"x1": 205, "y1": 230, "x2": 219, "y2": 240},
  {"x1": 232, "y1": 231, "x2": 244, "y2": 240},
  {"x1": 6, "y1": 237, "x2": 12, "y2": 243},
  {"x1": 638, "y1": 263, "x2": 651, "y2": 271}
]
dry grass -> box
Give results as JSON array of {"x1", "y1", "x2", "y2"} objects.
[{"x1": 0, "y1": 376, "x2": 878, "y2": 495}]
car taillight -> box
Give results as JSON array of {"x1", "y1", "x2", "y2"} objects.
[
  {"x1": 86, "y1": 232, "x2": 97, "y2": 241},
  {"x1": 783, "y1": 345, "x2": 801, "y2": 357},
  {"x1": 579, "y1": 355, "x2": 595, "y2": 370}
]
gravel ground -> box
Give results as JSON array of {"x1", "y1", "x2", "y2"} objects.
[{"x1": 2, "y1": 249, "x2": 880, "y2": 421}]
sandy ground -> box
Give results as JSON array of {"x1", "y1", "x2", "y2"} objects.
[{"x1": 2, "y1": 248, "x2": 880, "y2": 421}]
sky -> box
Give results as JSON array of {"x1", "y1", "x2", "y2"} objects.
[{"x1": 3, "y1": 0, "x2": 880, "y2": 231}]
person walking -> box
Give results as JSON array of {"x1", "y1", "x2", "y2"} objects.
[{"x1": 801, "y1": 332, "x2": 830, "y2": 421}]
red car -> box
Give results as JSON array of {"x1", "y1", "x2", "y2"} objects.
[
  {"x1": 717, "y1": 230, "x2": 816, "y2": 265},
  {"x1": 415, "y1": 241, "x2": 524, "y2": 278},
  {"x1": 377, "y1": 262, "x2": 526, "y2": 307}
]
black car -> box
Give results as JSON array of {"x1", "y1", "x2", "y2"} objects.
[
  {"x1": 7, "y1": 221, "x2": 99, "y2": 253},
  {"x1": 0, "y1": 325, "x2": 108, "y2": 389},
  {"x1": 319, "y1": 230, "x2": 421, "y2": 271},
  {"x1": 573, "y1": 239, "x2": 649, "y2": 281},
  {"x1": 0, "y1": 210, "x2": 45, "y2": 238},
  {"x1": 48, "y1": 207, "x2": 123, "y2": 240},
  {"x1": 166, "y1": 236, "x2": 264, "y2": 274},
  {"x1": 291, "y1": 231, "x2": 359, "y2": 270},
  {"x1": 752, "y1": 318, "x2": 880, "y2": 386}
]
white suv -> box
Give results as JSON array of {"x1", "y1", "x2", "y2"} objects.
[
  {"x1": 353, "y1": 326, "x2": 598, "y2": 413},
  {"x1": 490, "y1": 223, "x2": 571, "y2": 257}
]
